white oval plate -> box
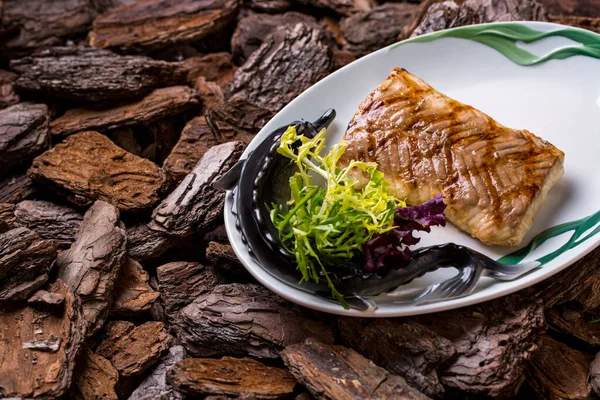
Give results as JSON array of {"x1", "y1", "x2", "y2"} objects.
[{"x1": 224, "y1": 21, "x2": 600, "y2": 317}]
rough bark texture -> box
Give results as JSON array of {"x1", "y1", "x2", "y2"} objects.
[
  {"x1": 128, "y1": 345, "x2": 187, "y2": 400},
  {"x1": 57, "y1": 200, "x2": 127, "y2": 336},
  {"x1": 149, "y1": 140, "x2": 244, "y2": 237},
  {"x1": 27, "y1": 289, "x2": 65, "y2": 308},
  {"x1": 548, "y1": 14, "x2": 600, "y2": 33},
  {"x1": 539, "y1": 0, "x2": 600, "y2": 16},
  {"x1": 195, "y1": 77, "x2": 225, "y2": 113},
  {"x1": 411, "y1": 0, "x2": 548, "y2": 37},
  {"x1": 126, "y1": 222, "x2": 174, "y2": 261},
  {"x1": 0, "y1": 69, "x2": 19, "y2": 108},
  {"x1": 167, "y1": 357, "x2": 297, "y2": 398},
  {"x1": 338, "y1": 318, "x2": 455, "y2": 398},
  {"x1": 29, "y1": 131, "x2": 168, "y2": 212},
  {"x1": 0, "y1": 0, "x2": 92, "y2": 58},
  {"x1": 0, "y1": 170, "x2": 35, "y2": 203},
  {"x1": 157, "y1": 261, "x2": 228, "y2": 316},
  {"x1": 294, "y1": 0, "x2": 375, "y2": 17},
  {"x1": 591, "y1": 352, "x2": 600, "y2": 396},
  {"x1": 50, "y1": 86, "x2": 199, "y2": 137},
  {"x1": 281, "y1": 340, "x2": 430, "y2": 400},
  {"x1": 96, "y1": 321, "x2": 171, "y2": 377},
  {"x1": 0, "y1": 279, "x2": 85, "y2": 399},
  {"x1": 0, "y1": 227, "x2": 57, "y2": 303},
  {"x1": 205, "y1": 96, "x2": 274, "y2": 144},
  {"x1": 0, "y1": 102, "x2": 50, "y2": 174},
  {"x1": 414, "y1": 295, "x2": 546, "y2": 399},
  {"x1": 10, "y1": 47, "x2": 187, "y2": 102},
  {"x1": 72, "y1": 347, "x2": 119, "y2": 400},
  {"x1": 526, "y1": 335, "x2": 592, "y2": 400},
  {"x1": 341, "y1": 3, "x2": 419, "y2": 57},
  {"x1": 206, "y1": 241, "x2": 252, "y2": 281},
  {"x1": 111, "y1": 258, "x2": 159, "y2": 316},
  {"x1": 162, "y1": 116, "x2": 221, "y2": 183},
  {"x1": 226, "y1": 23, "x2": 333, "y2": 113},
  {"x1": 0, "y1": 203, "x2": 18, "y2": 232},
  {"x1": 184, "y1": 52, "x2": 236, "y2": 89},
  {"x1": 231, "y1": 12, "x2": 317, "y2": 65},
  {"x1": 14, "y1": 200, "x2": 83, "y2": 248},
  {"x1": 90, "y1": 0, "x2": 241, "y2": 53},
  {"x1": 174, "y1": 283, "x2": 335, "y2": 359},
  {"x1": 546, "y1": 303, "x2": 600, "y2": 347}
]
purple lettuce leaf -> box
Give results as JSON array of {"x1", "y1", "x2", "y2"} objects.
[{"x1": 363, "y1": 194, "x2": 447, "y2": 272}]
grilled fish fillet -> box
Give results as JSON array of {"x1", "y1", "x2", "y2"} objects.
[{"x1": 339, "y1": 68, "x2": 565, "y2": 246}]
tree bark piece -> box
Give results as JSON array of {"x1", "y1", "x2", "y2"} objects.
[
  {"x1": 247, "y1": 0, "x2": 292, "y2": 13},
  {"x1": 591, "y1": 352, "x2": 600, "y2": 396},
  {"x1": 28, "y1": 289, "x2": 65, "y2": 308},
  {"x1": 111, "y1": 258, "x2": 159, "y2": 316},
  {"x1": 128, "y1": 345, "x2": 187, "y2": 400},
  {"x1": 72, "y1": 347, "x2": 119, "y2": 400},
  {"x1": 539, "y1": 0, "x2": 600, "y2": 16},
  {"x1": 0, "y1": 102, "x2": 49, "y2": 174},
  {"x1": 0, "y1": 203, "x2": 18, "y2": 232},
  {"x1": 281, "y1": 340, "x2": 430, "y2": 400},
  {"x1": 546, "y1": 303, "x2": 600, "y2": 346},
  {"x1": 162, "y1": 116, "x2": 221, "y2": 183},
  {"x1": 149, "y1": 140, "x2": 244, "y2": 237},
  {"x1": 184, "y1": 52, "x2": 236, "y2": 89},
  {"x1": 0, "y1": 69, "x2": 19, "y2": 108},
  {"x1": 410, "y1": 0, "x2": 547, "y2": 38},
  {"x1": 90, "y1": 0, "x2": 241, "y2": 53},
  {"x1": 206, "y1": 96, "x2": 274, "y2": 143},
  {"x1": 0, "y1": 0, "x2": 92, "y2": 58},
  {"x1": 0, "y1": 170, "x2": 35, "y2": 203},
  {"x1": 29, "y1": 131, "x2": 168, "y2": 212},
  {"x1": 50, "y1": 86, "x2": 199, "y2": 138},
  {"x1": 226, "y1": 23, "x2": 333, "y2": 113},
  {"x1": 157, "y1": 261, "x2": 228, "y2": 316},
  {"x1": 195, "y1": 77, "x2": 225, "y2": 113},
  {"x1": 294, "y1": 0, "x2": 375, "y2": 17},
  {"x1": 526, "y1": 335, "x2": 592, "y2": 400},
  {"x1": 413, "y1": 295, "x2": 545, "y2": 399},
  {"x1": 341, "y1": 3, "x2": 419, "y2": 57},
  {"x1": 173, "y1": 283, "x2": 336, "y2": 359},
  {"x1": 14, "y1": 200, "x2": 83, "y2": 248},
  {"x1": 206, "y1": 241, "x2": 251, "y2": 281},
  {"x1": 338, "y1": 318, "x2": 455, "y2": 398},
  {"x1": 57, "y1": 200, "x2": 127, "y2": 336},
  {"x1": 548, "y1": 15, "x2": 600, "y2": 33},
  {"x1": 10, "y1": 47, "x2": 187, "y2": 102},
  {"x1": 0, "y1": 279, "x2": 85, "y2": 399},
  {"x1": 97, "y1": 321, "x2": 171, "y2": 377},
  {"x1": 167, "y1": 357, "x2": 297, "y2": 399},
  {"x1": 0, "y1": 227, "x2": 57, "y2": 303},
  {"x1": 126, "y1": 222, "x2": 174, "y2": 261},
  {"x1": 231, "y1": 12, "x2": 317, "y2": 65}
]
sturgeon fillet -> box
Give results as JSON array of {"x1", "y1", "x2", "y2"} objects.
[{"x1": 340, "y1": 68, "x2": 564, "y2": 246}]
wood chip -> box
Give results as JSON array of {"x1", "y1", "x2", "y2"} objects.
[
  {"x1": 413, "y1": 294, "x2": 545, "y2": 398},
  {"x1": 167, "y1": 357, "x2": 297, "y2": 398},
  {"x1": 0, "y1": 0, "x2": 92, "y2": 58},
  {"x1": 57, "y1": 200, "x2": 127, "y2": 336},
  {"x1": 29, "y1": 131, "x2": 168, "y2": 212},
  {"x1": 338, "y1": 318, "x2": 455, "y2": 398},
  {"x1": 0, "y1": 170, "x2": 36, "y2": 203},
  {"x1": 410, "y1": 0, "x2": 547, "y2": 37},
  {"x1": 72, "y1": 347, "x2": 119, "y2": 400},
  {"x1": 162, "y1": 116, "x2": 221, "y2": 183},
  {"x1": 111, "y1": 258, "x2": 159, "y2": 316},
  {"x1": 205, "y1": 241, "x2": 251, "y2": 281},
  {"x1": 126, "y1": 222, "x2": 174, "y2": 261},
  {"x1": 0, "y1": 279, "x2": 85, "y2": 399},
  {"x1": 294, "y1": 0, "x2": 375, "y2": 17},
  {"x1": 184, "y1": 52, "x2": 237, "y2": 89},
  {"x1": 10, "y1": 47, "x2": 187, "y2": 102},
  {"x1": 0, "y1": 227, "x2": 57, "y2": 303},
  {"x1": 14, "y1": 200, "x2": 83, "y2": 248},
  {"x1": 96, "y1": 321, "x2": 171, "y2": 377},
  {"x1": 231, "y1": 12, "x2": 317, "y2": 65},
  {"x1": 226, "y1": 22, "x2": 333, "y2": 113},
  {"x1": 0, "y1": 102, "x2": 50, "y2": 174},
  {"x1": 527, "y1": 335, "x2": 592, "y2": 400},
  {"x1": 129, "y1": 345, "x2": 187, "y2": 400},
  {"x1": 206, "y1": 96, "x2": 274, "y2": 143},
  {"x1": 195, "y1": 77, "x2": 225, "y2": 113},
  {"x1": 27, "y1": 289, "x2": 65, "y2": 308},
  {"x1": 157, "y1": 261, "x2": 228, "y2": 316},
  {"x1": 90, "y1": 0, "x2": 241, "y2": 53},
  {"x1": 281, "y1": 340, "x2": 430, "y2": 400},
  {"x1": 173, "y1": 283, "x2": 335, "y2": 359},
  {"x1": 149, "y1": 140, "x2": 244, "y2": 237},
  {"x1": 341, "y1": 3, "x2": 419, "y2": 57},
  {"x1": 0, "y1": 69, "x2": 19, "y2": 108},
  {"x1": 50, "y1": 86, "x2": 199, "y2": 138}
]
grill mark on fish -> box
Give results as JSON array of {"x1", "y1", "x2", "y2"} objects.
[{"x1": 339, "y1": 68, "x2": 565, "y2": 246}]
